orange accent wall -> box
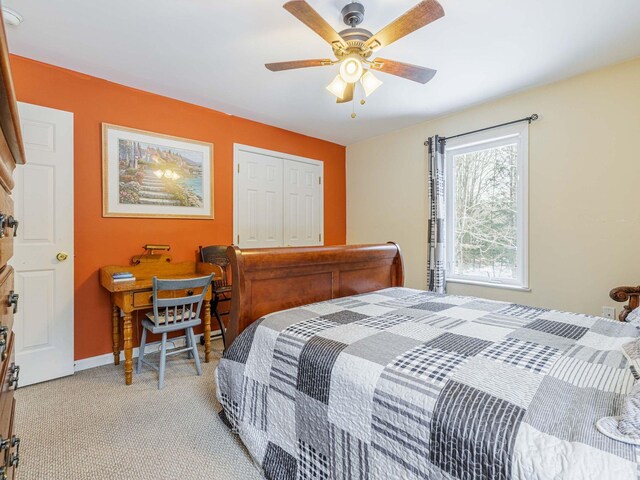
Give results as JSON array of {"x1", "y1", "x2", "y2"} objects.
[{"x1": 10, "y1": 55, "x2": 346, "y2": 361}]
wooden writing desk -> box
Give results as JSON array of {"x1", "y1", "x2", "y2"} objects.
[{"x1": 100, "y1": 255, "x2": 221, "y2": 385}]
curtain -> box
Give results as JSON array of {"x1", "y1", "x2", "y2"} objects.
[{"x1": 427, "y1": 136, "x2": 446, "y2": 293}]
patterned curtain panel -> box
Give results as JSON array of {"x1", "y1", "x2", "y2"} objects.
[{"x1": 427, "y1": 136, "x2": 446, "y2": 293}]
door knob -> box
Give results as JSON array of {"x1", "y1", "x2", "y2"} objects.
[{"x1": 56, "y1": 252, "x2": 69, "y2": 261}]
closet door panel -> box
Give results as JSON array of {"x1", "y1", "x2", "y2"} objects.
[
  {"x1": 237, "y1": 151, "x2": 283, "y2": 248},
  {"x1": 283, "y1": 159, "x2": 322, "y2": 247}
]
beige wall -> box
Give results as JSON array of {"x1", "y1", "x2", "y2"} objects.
[{"x1": 347, "y1": 57, "x2": 640, "y2": 317}]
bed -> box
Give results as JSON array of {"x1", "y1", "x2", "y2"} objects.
[{"x1": 216, "y1": 244, "x2": 640, "y2": 480}]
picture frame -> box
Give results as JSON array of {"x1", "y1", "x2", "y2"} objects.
[{"x1": 102, "y1": 123, "x2": 214, "y2": 219}]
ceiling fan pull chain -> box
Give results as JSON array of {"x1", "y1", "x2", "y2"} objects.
[{"x1": 351, "y1": 96, "x2": 356, "y2": 118}]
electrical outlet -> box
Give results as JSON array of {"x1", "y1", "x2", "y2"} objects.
[{"x1": 602, "y1": 306, "x2": 616, "y2": 320}]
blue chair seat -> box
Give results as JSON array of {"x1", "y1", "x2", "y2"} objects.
[{"x1": 142, "y1": 316, "x2": 201, "y2": 334}]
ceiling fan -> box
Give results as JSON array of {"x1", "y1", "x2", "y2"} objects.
[{"x1": 266, "y1": 0, "x2": 445, "y2": 114}]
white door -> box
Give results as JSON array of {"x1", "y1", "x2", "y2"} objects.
[
  {"x1": 283, "y1": 159, "x2": 323, "y2": 246},
  {"x1": 10, "y1": 102, "x2": 74, "y2": 386},
  {"x1": 236, "y1": 149, "x2": 283, "y2": 248}
]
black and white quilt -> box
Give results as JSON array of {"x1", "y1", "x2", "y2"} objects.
[{"x1": 215, "y1": 288, "x2": 640, "y2": 479}]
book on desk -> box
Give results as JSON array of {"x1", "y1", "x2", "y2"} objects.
[{"x1": 112, "y1": 272, "x2": 136, "y2": 283}]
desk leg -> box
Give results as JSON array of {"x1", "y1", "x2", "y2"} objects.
[
  {"x1": 123, "y1": 312, "x2": 133, "y2": 385},
  {"x1": 204, "y1": 301, "x2": 211, "y2": 363},
  {"x1": 112, "y1": 304, "x2": 120, "y2": 366}
]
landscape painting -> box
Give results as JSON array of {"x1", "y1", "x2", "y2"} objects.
[{"x1": 102, "y1": 124, "x2": 213, "y2": 218}]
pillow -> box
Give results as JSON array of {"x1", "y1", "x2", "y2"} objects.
[
  {"x1": 622, "y1": 339, "x2": 640, "y2": 380},
  {"x1": 626, "y1": 306, "x2": 640, "y2": 326},
  {"x1": 618, "y1": 381, "x2": 640, "y2": 436},
  {"x1": 596, "y1": 379, "x2": 640, "y2": 444},
  {"x1": 596, "y1": 340, "x2": 640, "y2": 444}
]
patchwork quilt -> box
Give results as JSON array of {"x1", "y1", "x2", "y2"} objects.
[{"x1": 215, "y1": 288, "x2": 640, "y2": 480}]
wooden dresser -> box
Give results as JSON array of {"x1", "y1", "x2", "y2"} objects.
[{"x1": 0, "y1": 14, "x2": 26, "y2": 480}]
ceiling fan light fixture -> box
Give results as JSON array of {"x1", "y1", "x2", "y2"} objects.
[
  {"x1": 2, "y1": 7, "x2": 22, "y2": 26},
  {"x1": 326, "y1": 75, "x2": 349, "y2": 100},
  {"x1": 360, "y1": 70, "x2": 383, "y2": 97},
  {"x1": 339, "y1": 54, "x2": 364, "y2": 83},
  {"x1": 268, "y1": 0, "x2": 445, "y2": 113}
]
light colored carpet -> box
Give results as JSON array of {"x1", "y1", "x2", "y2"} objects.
[{"x1": 15, "y1": 339, "x2": 263, "y2": 479}]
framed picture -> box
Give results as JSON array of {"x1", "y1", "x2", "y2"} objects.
[{"x1": 102, "y1": 123, "x2": 214, "y2": 219}]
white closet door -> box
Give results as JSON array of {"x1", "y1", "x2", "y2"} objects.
[
  {"x1": 283, "y1": 159, "x2": 323, "y2": 246},
  {"x1": 236, "y1": 150, "x2": 283, "y2": 248}
]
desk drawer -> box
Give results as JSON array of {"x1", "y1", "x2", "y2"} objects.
[
  {"x1": 133, "y1": 291, "x2": 153, "y2": 308},
  {"x1": 133, "y1": 287, "x2": 206, "y2": 308}
]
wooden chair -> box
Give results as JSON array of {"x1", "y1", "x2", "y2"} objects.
[
  {"x1": 137, "y1": 274, "x2": 213, "y2": 389},
  {"x1": 199, "y1": 245, "x2": 232, "y2": 349}
]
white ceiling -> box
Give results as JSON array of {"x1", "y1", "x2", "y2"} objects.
[{"x1": 5, "y1": 0, "x2": 640, "y2": 145}]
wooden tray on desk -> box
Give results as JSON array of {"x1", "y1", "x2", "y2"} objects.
[{"x1": 100, "y1": 260, "x2": 221, "y2": 292}]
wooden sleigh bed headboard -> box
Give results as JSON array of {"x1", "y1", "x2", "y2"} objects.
[
  {"x1": 610, "y1": 285, "x2": 640, "y2": 321},
  {"x1": 225, "y1": 243, "x2": 404, "y2": 346}
]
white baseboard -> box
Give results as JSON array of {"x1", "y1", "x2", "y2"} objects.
[
  {"x1": 74, "y1": 331, "x2": 221, "y2": 372},
  {"x1": 74, "y1": 351, "x2": 122, "y2": 372}
]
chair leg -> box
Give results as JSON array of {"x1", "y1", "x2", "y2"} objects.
[
  {"x1": 137, "y1": 327, "x2": 147, "y2": 374},
  {"x1": 158, "y1": 332, "x2": 167, "y2": 390},
  {"x1": 213, "y1": 308, "x2": 226, "y2": 350},
  {"x1": 185, "y1": 329, "x2": 193, "y2": 359},
  {"x1": 188, "y1": 327, "x2": 202, "y2": 376}
]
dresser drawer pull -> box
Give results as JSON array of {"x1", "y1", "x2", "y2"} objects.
[
  {"x1": 5, "y1": 216, "x2": 18, "y2": 237},
  {"x1": 0, "y1": 326, "x2": 6, "y2": 362},
  {"x1": 8, "y1": 364, "x2": 19, "y2": 390},
  {"x1": 7, "y1": 292, "x2": 18, "y2": 314},
  {"x1": 0, "y1": 436, "x2": 17, "y2": 479},
  {"x1": 8, "y1": 436, "x2": 19, "y2": 469}
]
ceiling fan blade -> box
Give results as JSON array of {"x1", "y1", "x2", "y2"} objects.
[
  {"x1": 364, "y1": 0, "x2": 444, "y2": 51},
  {"x1": 265, "y1": 59, "x2": 333, "y2": 71},
  {"x1": 283, "y1": 1, "x2": 348, "y2": 49},
  {"x1": 370, "y1": 58, "x2": 436, "y2": 84},
  {"x1": 336, "y1": 83, "x2": 354, "y2": 104}
]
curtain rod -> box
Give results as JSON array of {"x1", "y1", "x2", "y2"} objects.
[{"x1": 423, "y1": 114, "x2": 538, "y2": 146}]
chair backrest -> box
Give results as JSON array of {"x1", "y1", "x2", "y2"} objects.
[
  {"x1": 199, "y1": 245, "x2": 231, "y2": 288},
  {"x1": 151, "y1": 275, "x2": 213, "y2": 328}
]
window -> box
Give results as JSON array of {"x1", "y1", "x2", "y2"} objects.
[{"x1": 445, "y1": 123, "x2": 528, "y2": 289}]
